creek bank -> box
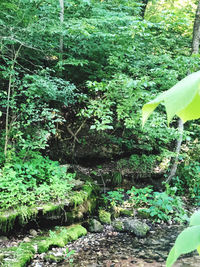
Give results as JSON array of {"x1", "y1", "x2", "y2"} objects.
[
  {"x1": 0, "y1": 224, "x2": 87, "y2": 267},
  {"x1": 0, "y1": 182, "x2": 97, "y2": 235},
  {"x1": 29, "y1": 223, "x2": 200, "y2": 267}
]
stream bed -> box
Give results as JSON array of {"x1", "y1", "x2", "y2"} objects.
[{"x1": 29, "y1": 223, "x2": 200, "y2": 267}]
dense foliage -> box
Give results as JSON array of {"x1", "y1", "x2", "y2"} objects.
[{"x1": 0, "y1": 0, "x2": 199, "y2": 211}]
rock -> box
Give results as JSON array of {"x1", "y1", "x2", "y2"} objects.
[
  {"x1": 112, "y1": 220, "x2": 124, "y2": 232},
  {"x1": 11, "y1": 242, "x2": 18, "y2": 246},
  {"x1": 120, "y1": 208, "x2": 134, "y2": 217},
  {"x1": 88, "y1": 219, "x2": 104, "y2": 233},
  {"x1": 44, "y1": 253, "x2": 64, "y2": 263},
  {"x1": 23, "y1": 237, "x2": 31, "y2": 242},
  {"x1": 0, "y1": 236, "x2": 8, "y2": 242},
  {"x1": 34, "y1": 263, "x2": 43, "y2": 267},
  {"x1": 123, "y1": 218, "x2": 150, "y2": 237},
  {"x1": 29, "y1": 229, "x2": 38, "y2": 236},
  {"x1": 99, "y1": 210, "x2": 111, "y2": 224}
]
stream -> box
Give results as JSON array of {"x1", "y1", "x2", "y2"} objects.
[{"x1": 29, "y1": 223, "x2": 200, "y2": 267}]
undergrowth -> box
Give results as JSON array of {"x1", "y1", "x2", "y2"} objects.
[
  {"x1": 0, "y1": 150, "x2": 75, "y2": 211},
  {"x1": 102, "y1": 185, "x2": 188, "y2": 223}
]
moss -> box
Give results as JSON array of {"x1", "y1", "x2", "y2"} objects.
[
  {"x1": 120, "y1": 208, "x2": 134, "y2": 217},
  {"x1": 0, "y1": 207, "x2": 38, "y2": 234},
  {"x1": 70, "y1": 191, "x2": 88, "y2": 207},
  {"x1": 99, "y1": 210, "x2": 111, "y2": 224},
  {"x1": 0, "y1": 181, "x2": 98, "y2": 234},
  {"x1": 0, "y1": 211, "x2": 19, "y2": 234},
  {"x1": 1, "y1": 224, "x2": 87, "y2": 266},
  {"x1": 37, "y1": 225, "x2": 87, "y2": 253},
  {"x1": 18, "y1": 206, "x2": 38, "y2": 226},
  {"x1": 82, "y1": 183, "x2": 94, "y2": 196},
  {"x1": 43, "y1": 204, "x2": 61, "y2": 214},
  {"x1": 69, "y1": 182, "x2": 97, "y2": 207},
  {"x1": 50, "y1": 237, "x2": 65, "y2": 248},
  {"x1": 3, "y1": 242, "x2": 36, "y2": 267},
  {"x1": 65, "y1": 211, "x2": 75, "y2": 224},
  {"x1": 37, "y1": 240, "x2": 51, "y2": 253},
  {"x1": 66, "y1": 225, "x2": 87, "y2": 241},
  {"x1": 44, "y1": 253, "x2": 64, "y2": 263},
  {"x1": 112, "y1": 220, "x2": 124, "y2": 232}
]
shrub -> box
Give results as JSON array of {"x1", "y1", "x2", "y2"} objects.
[{"x1": 0, "y1": 150, "x2": 75, "y2": 210}]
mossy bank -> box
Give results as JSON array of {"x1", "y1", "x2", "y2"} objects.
[
  {"x1": 0, "y1": 183, "x2": 98, "y2": 235},
  {"x1": 0, "y1": 224, "x2": 87, "y2": 267}
]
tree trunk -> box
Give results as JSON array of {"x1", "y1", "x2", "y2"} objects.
[
  {"x1": 192, "y1": 0, "x2": 200, "y2": 54},
  {"x1": 166, "y1": 0, "x2": 200, "y2": 183},
  {"x1": 59, "y1": 0, "x2": 64, "y2": 54},
  {"x1": 140, "y1": 0, "x2": 149, "y2": 18},
  {"x1": 4, "y1": 45, "x2": 22, "y2": 157},
  {"x1": 166, "y1": 119, "x2": 183, "y2": 183}
]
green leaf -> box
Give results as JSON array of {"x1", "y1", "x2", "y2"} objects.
[
  {"x1": 142, "y1": 71, "x2": 200, "y2": 126},
  {"x1": 197, "y1": 245, "x2": 200, "y2": 255},
  {"x1": 166, "y1": 225, "x2": 200, "y2": 267},
  {"x1": 190, "y1": 210, "x2": 200, "y2": 226}
]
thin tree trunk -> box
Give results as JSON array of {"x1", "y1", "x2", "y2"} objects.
[
  {"x1": 59, "y1": 0, "x2": 64, "y2": 55},
  {"x1": 4, "y1": 45, "x2": 22, "y2": 157},
  {"x1": 140, "y1": 0, "x2": 149, "y2": 18},
  {"x1": 166, "y1": 0, "x2": 200, "y2": 183},
  {"x1": 166, "y1": 119, "x2": 183, "y2": 183},
  {"x1": 192, "y1": 0, "x2": 200, "y2": 54}
]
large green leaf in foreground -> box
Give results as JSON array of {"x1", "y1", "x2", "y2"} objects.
[
  {"x1": 166, "y1": 225, "x2": 200, "y2": 267},
  {"x1": 142, "y1": 71, "x2": 200, "y2": 126}
]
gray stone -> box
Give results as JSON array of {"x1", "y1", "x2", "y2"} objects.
[
  {"x1": 29, "y1": 229, "x2": 38, "y2": 236},
  {"x1": 88, "y1": 219, "x2": 104, "y2": 233},
  {"x1": 23, "y1": 237, "x2": 31, "y2": 242},
  {"x1": 0, "y1": 236, "x2": 8, "y2": 242},
  {"x1": 123, "y1": 218, "x2": 150, "y2": 237}
]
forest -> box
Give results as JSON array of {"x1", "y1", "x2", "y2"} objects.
[{"x1": 0, "y1": 0, "x2": 200, "y2": 266}]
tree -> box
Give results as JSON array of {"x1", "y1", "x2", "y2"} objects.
[
  {"x1": 140, "y1": 0, "x2": 149, "y2": 18},
  {"x1": 167, "y1": 0, "x2": 200, "y2": 183},
  {"x1": 192, "y1": 0, "x2": 200, "y2": 54},
  {"x1": 143, "y1": 0, "x2": 200, "y2": 183}
]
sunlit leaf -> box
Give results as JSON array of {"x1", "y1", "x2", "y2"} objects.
[
  {"x1": 197, "y1": 245, "x2": 200, "y2": 255},
  {"x1": 166, "y1": 225, "x2": 200, "y2": 267},
  {"x1": 142, "y1": 71, "x2": 200, "y2": 126},
  {"x1": 190, "y1": 210, "x2": 200, "y2": 226}
]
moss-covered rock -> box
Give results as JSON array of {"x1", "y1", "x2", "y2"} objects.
[
  {"x1": 0, "y1": 212, "x2": 19, "y2": 234},
  {"x1": 112, "y1": 220, "x2": 124, "y2": 232},
  {"x1": 88, "y1": 219, "x2": 103, "y2": 233},
  {"x1": 0, "y1": 182, "x2": 98, "y2": 235},
  {"x1": 67, "y1": 225, "x2": 87, "y2": 241},
  {"x1": 3, "y1": 242, "x2": 36, "y2": 267},
  {"x1": 120, "y1": 208, "x2": 134, "y2": 217},
  {"x1": 44, "y1": 253, "x2": 64, "y2": 263},
  {"x1": 1, "y1": 224, "x2": 87, "y2": 266},
  {"x1": 123, "y1": 218, "x2": 150, "y2": 237},
  {"x1": 99, "y1": 210, "x2": 111, "y2": 224}
]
